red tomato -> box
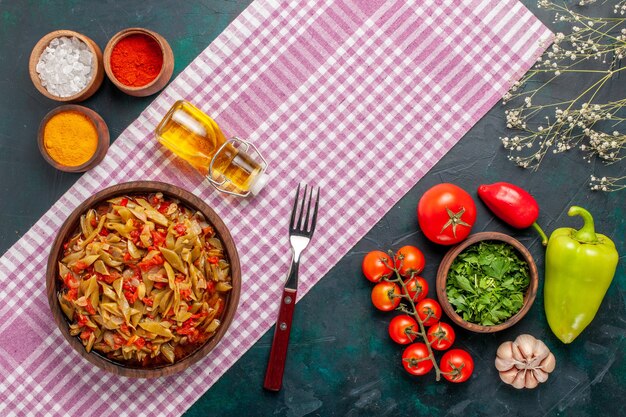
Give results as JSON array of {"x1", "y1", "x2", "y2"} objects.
[
  {"x1": 426, "y1": 322, "x2": 456, "y2": 350},
  {"x1": 388, "y1": 315, "x2": 418, "y2": 345},
  {"x1": 137, "y1": 253, "x2": 164, "y2": 272},
  {"x1": 371, "y1": 282, "x2": 401, "y2": 311},
  {"x1": 416, "y1": 298, "x2": 442, "y2": 327},
  {"x1": 395, "y1": 246, "x2": 425, "y2": 277},
  {"x1": 417, "y1": 183, "x2": 476, "y2": 245},
  {"x1": 133, "y1": 337, "x2": 146, "y2": 349},
  {"x1": 402, "y1": 343, "x2": 433, "y2": 376},
  {"x1": 129, "y1": 229, "x2": 140, "y2": 243},
  {"x1": 150, "y1": 231, "x2": 166, "y2": 247},
  {"x1": 157, "y1": 201, "x2": 171, "y2": 214},
  {"x1": 404, "y1": 276, "x2": 429, "y2": 303},
  {"x1": 76, "y1": 313, "x2": 88, "y2": 327},
  {"x1": 174, "y1": 223, "x2": 187, "y2": 236},
  {"x1": 362, "y1": 251, "x2": 393, "y2": 283},
  {"x1": 63, "y1": 272, "x2": 79, "y2": 289},
  {"x1": 440, "y1": 349, "x2": 474, "y2": 383},
  {"x1": 84, "y1": 299, "x2": 96, "y2": 315},
  {"x1": 65, "y1": 288, "x2": 78, "y2": 301}
]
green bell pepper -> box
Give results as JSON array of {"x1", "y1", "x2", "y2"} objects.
[{"x1": 544, "y1": 206, "x2": 619, "y2": 344}]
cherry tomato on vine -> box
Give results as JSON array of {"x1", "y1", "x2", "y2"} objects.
[
  {"x1": 426, "y1": 322, "x2": 456, "y2": 351},
  {"x1": 395, "y1": 246, "x2": 425, "y2": 277},
  {"x1": 404, "y1": 276, "x2": 429, "y2": 303},
  {"x1": 440, "y1": 349, "x2": 474, "y2": 383},
  {"x1": 417, "y1": 183, "x2": 476, "y2": 245},
  {"x1": 402, "y1": 343, "x2": 433, "y2": 376},
  {"x1": 416, "y1": 298, "x2": 442, "y2": 327},
  {"x1": 388, "y1": 315, "x2": 418, "y2": 345},
  {"x1": 362, "y1": 251, "x2": 393, "y2": 283},
  {"x1": 371, "y1": 282, "x2": 401, "y2": 311}
]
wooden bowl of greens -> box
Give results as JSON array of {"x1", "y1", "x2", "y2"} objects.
[{"x1": 435, "y1": 232, "x2": 538, "y2": 333}]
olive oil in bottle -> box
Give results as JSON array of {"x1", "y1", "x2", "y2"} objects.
[{"x1": 155, "y1": 100, "x2": 268, "y2": 196}]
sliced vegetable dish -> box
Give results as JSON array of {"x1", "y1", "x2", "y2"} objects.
[{"x1": 57, "y1": 192, "x2": 232, "y2": 366}]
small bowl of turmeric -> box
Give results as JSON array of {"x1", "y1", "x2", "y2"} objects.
[{"x1": 38, "y1": 105, "x2": 109, "y2": 172}]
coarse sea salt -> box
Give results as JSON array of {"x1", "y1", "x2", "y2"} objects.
[{"x1": 36, "y1": 36, "x2": 94, "y2": 98}]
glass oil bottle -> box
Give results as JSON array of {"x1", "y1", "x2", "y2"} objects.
[{"x1": 155, "y1": 100, "x2": 268, "y2": 196}]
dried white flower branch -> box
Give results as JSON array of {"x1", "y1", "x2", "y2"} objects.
[{"x1": 502, "y1": 0, "x2": 625, "y2": 191}]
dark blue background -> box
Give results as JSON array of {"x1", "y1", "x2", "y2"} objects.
[{"x1": 0, "y1": 1, "x2": 623, "y2": 416}]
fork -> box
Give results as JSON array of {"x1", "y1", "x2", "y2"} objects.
[{"x1": 263, "y1": 184, "x2": 320, "y2": 391}]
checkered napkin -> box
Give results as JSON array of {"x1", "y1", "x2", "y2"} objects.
[{"x1": 0, "y1": 1, "x2": 550, "y2": 415}]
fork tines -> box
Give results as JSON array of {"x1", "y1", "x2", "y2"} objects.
[{"x1": 289, "y1": 184, "x2": 320, "y2": 237}]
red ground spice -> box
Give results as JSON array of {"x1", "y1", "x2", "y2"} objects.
[{"x1": 110, "y1": 34, "x2": 163, "y2": 87}]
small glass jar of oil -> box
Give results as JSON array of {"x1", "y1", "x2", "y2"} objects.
[{"x1": 155, "y1": 100, "x2": 268, "y2": 196}]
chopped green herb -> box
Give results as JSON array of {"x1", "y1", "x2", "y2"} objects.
[{"x1": 446, "y1": 241, "x2": 529, "y2": 326}]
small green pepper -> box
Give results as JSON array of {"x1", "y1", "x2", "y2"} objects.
[{"x1": 544, "y1": 206, "x2": 619, "y2": 344}]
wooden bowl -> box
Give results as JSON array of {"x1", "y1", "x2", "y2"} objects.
[
  {"x1": 46, "y1": 181, "x2": 241, "y2": 378},
  {"x1": 29, "y1": 30, "x2": 104, "y2": 102},
  {"x1": 436, "y1": 232, "x2": 538, "y2": 333},
  {"x1": 103, "y1": 28, "x2": 174, "y2": 97},
  {"x1": 37, "y1": 104, "x2": 110, "y2": 172}
]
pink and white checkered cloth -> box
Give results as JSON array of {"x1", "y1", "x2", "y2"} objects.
[{"x1": 0, "y1": 1, "x2": 550, "y2": 415}]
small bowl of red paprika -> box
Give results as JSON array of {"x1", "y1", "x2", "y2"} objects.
[{"x1": 103, "y1": 28, "x2": 174, "y2": 97}]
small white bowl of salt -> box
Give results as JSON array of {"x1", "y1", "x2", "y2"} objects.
[{"x1": 29, "y1": 30, "x2": 104, "y2": 102}]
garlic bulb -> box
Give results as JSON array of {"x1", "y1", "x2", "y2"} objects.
[{"x1": 495, "y1": 334, "x2": 556, "y2": 389}]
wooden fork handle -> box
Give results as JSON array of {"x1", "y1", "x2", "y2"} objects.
[{"x1": 263, "y1": 288, "x2": 297, "y2": 391}]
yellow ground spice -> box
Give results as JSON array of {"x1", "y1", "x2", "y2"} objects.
[{"x1": 44, "y1": 111, "x2": 98, "y2": 167}]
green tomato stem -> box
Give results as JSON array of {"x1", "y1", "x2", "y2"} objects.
[
  {"x1": 392, "y1": 267, "x2": 441, "y2": 381},
  {"x1": 383, "y1": 253, "x2": 442, "y2": 379}
]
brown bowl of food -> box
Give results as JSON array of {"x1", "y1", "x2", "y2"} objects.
[
  {"x1": 46, "y1": 181, "x2": 241, "y2": 377},
  {"x1": 436, "y1": 232, "x2": 538, "y2": 333}
]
